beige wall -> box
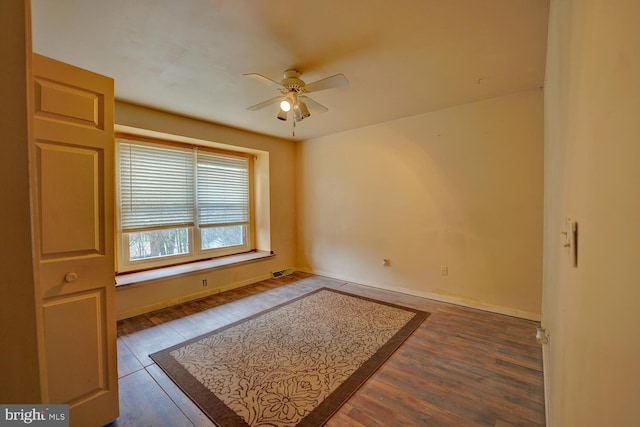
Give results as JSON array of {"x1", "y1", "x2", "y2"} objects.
[
  {"x1": 297, "y1": 90, "x2": 544, "y2": 319},
  {"x1": 114, "y1": 102, "x2": 297, "y2": 319},
  {"x1": 542, "y1": 0, "x2": 640, "y2": 425}
]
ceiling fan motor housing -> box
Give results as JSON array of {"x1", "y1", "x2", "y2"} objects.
[{"x1": 281, "y1": 70, "x2": 306, "y2": 93}]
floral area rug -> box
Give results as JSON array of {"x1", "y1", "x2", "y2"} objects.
[{"x1": 150, "y1": 287, "x2": 428, "y2": 426}]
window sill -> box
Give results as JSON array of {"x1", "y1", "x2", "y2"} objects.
[{"x1": 115, "y1": 251, "x2": 275, "y2": 287}]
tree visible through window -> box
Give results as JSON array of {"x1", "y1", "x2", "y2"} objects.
[{"x1": 128, "y1": 228, "x2": 189, "y2": 260}]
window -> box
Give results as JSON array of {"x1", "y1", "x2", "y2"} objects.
[{"x1": 116, "y1": 137, "x2": 252, "y2": 272}]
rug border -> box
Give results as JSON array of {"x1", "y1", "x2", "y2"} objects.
[{"x1": 149, "y1": 287, "x2": 429, "y2": 426}]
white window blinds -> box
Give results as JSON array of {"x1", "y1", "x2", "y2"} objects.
[
  {"x1": 118, "y1": 139, "x2": 250, "y2": 232},
  {"x1": 119, "y1": 141, "x2": 195, "y2": 231},
  {"x1": 197, "y1": 151, "x2": 249, "y2": 227}
]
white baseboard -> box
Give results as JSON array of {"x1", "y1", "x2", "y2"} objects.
[{"x1": 306, "y1": 268, "x2": 542, "y2": 321}]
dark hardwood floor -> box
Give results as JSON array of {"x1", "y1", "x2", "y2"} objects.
[{"x1": 113, "y1": 272, "x2": 545, "y2": 426}]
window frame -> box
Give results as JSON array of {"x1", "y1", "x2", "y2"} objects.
[{"x1": 115, "y1": 134, "x2": 255, "y2": 273}]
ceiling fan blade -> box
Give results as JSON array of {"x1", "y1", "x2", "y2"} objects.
[
  {"x1": 246, "y1": 96, "x2": 282, "y2": 111},
  {"x1": 305, "y1": 73, "x2": 349, "y2": 93},
  {"x1": 300, "y1": 96, "x2": 328, "y2": 113},
  {"x1": 243, "y1": 73, "x2": 284, "y2": 89}
]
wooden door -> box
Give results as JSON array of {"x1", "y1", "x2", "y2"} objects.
[{"x1": 31, "y1": 53, "x2": 118, "y2": 426}]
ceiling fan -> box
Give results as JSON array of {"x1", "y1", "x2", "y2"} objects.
[{"x1": 244, "y1": 70, "x2": 349, "y2": 123}]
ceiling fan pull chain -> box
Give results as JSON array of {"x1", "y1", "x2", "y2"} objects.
[{"x1": 292, "y1": 120, "x2": 296, "y2": 137}]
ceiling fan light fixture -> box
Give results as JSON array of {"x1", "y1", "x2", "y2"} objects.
[
  {"x1": 280, "y1": 92, "x2": 297, "y2": 112},
  {"x1": 280, "y1": 99, "x2": 291, "y2": 112},
  {"x1": 297, "y1": 101, "x2": 311, "y2": 119},
  {"x1": 277, "y1": 108, "x2": 288, "y2": 121}
]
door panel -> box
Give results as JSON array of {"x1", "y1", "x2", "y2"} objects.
[
  {"x1": 34, "y1": 77, "x2": 105, "y2": 129},
  {"x1": 38, "y1": 142, "x2": 103, "y2": 257},
  {"x1": 31, "y1": 53, "x2": 118, "y2": 427},
  {"x1": 43, "y1": 291, "x2": 107, "y2": 403}
]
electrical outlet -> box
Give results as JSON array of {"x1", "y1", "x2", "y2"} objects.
[
  {"x1": 202, "y1": 279, "x2": 208, "y2": 287},
  {"x1": 441, "y1": 266, "x2": 448, "y2": 276}
]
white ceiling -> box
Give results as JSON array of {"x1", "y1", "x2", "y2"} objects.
[{"x1": 31, "y1": 0, "x2": 549, "y2": 141}]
